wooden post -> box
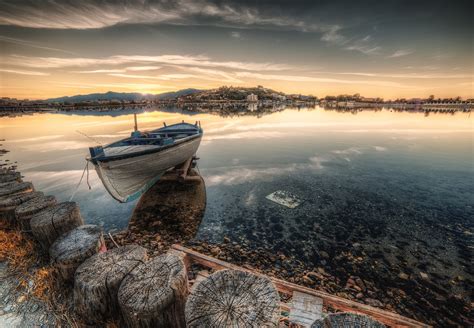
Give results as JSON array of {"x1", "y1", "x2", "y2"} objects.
[
  {"x1": 74, "y1": 245, "x2": 148, "y2": 325},
  {"x1": 176, "y1": 157, "x2": 193, "y2": 182},
  {"x1": 15, "y1": 194, "x2": 57, "y2": 231},
  {"x1": 118, "y1": 253, "x2": 188, "y2": 328},
  {"x1": 49, "y1": 224, "x2": 105, "y2": 281},
  {"x1": 185, "y1": 269, "x2": 280, "y2": 327},
  {"x1": 0, "y1": 181, "x2": 34, "y2": 197},
  {"x1": 30, "y1": 202, "x2": 84, "y2": 250},
  {"x1": 0, "y1": 191, "x2": 42, "y2": 223},
  {"x1": 311, "y1": 313, "x2": 386, "y2": 328},
  {"x1": 0, "y1": 171, "x2": 21, "y2": 184}
]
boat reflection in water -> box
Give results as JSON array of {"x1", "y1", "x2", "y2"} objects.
[
  {"x1": 87, "y1": 120, "x2": 203, "y2": 203},
  {"x1": 112, "y1": 168, "x2": 206, "y2": 253}
]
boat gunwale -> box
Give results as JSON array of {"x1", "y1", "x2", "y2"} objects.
[{"x1": 88, "y1": 131, "x2": 202, "y2": 164}]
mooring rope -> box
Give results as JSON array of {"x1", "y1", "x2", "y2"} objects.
[{"x1": 69, "y1": 160, "x2": 91, "y2": 201}]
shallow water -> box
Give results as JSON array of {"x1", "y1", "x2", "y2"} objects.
[{"x1": 1, "y1": 107, "x2": 473, "y2": 299}]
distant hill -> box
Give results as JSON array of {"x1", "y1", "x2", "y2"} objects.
[
  {"x1": 156, "y1": 88, "x2": 201, "y2": 100},
  {"x1": 44, "y1": 89, "x2": 201, "y2": 103}
]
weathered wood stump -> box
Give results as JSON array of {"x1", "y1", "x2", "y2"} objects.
[
  {"x1": 0, "y1": 191, "x2": 43, "y2": 223},
  {"x1": 185, "y1": 269, "x2": 280, "y2": 328},
  {"x1": 0, "y1": 181, "x2": 33, "y2": 197},
  {"x1": 15, "y1": 194, "x2": 57, "y2": 231},
  {"x1": 74, "y1": 245, "x2": 148, "y2": 325},
  {"x1": 118, "y1": 253, "x2": 188, "y2": 328},
  {"x1": 30, "y1": 202, "x2": 84, "y2": 250},
  {"x1": 49, "y1": 224, "x2": 105, "y2": 281},
  {"x1": 0, "y1": 171, "x2": 21, "y2": 183},
  {"x1": 311, "y1": 313, "x2": 386, "y2": 328}
]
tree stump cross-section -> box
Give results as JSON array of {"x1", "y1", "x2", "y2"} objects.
[
  {"x1": 74, "y1": 245, "x2": 148, "y2": 325},
  {"x1": 118, "y1": 253, "x2": 188, "y2": 328},
  {"x1": 0, "y1": 191, "x2": 43, "y2": 223},
  {"x1": 185, "y1": 269, "x2": 281, "y2": 328},
  {"x1": 49, "y1": 224, "x2": 105, "y2": 281},
  {"x1": 30, "y1": 201, "x2": 84, "y2": 250},
  {"x1": 15, "y1": 194, "x2": 57, "y2": 231},
  {"x1": 0, "y1": 181, "x2": 33, "y2": 197}
]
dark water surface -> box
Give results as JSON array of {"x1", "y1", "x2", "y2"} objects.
[{"x1": 1, "y1": 107, "x2": 472, "y2": 319}]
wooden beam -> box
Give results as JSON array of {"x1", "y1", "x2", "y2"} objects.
[
  {"x1": 171, "y1": 244, "x2": 430, "y2": 328},
  {"x1": 176, "y1": 157, "x2": 193, "y2": 182}
]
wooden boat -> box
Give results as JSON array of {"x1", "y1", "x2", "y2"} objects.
[{"x1": 87, "y1": 120, "x2": 203, "y2": 203}]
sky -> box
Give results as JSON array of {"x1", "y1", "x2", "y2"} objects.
[{"x1": 0, "y1": 0, "x2": 472, "y2": 100}]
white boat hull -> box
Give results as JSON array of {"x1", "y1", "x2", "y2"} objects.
[{"x1": 93, "y1": 136, "x2": 201, "y2": 202}]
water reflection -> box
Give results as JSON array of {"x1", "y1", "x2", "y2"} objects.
[{"x1": 114, "y1": 169, "x2": 206, "y2": 253}]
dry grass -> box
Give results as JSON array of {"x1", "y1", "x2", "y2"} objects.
[
  {"x1": 0, "y1": 226, "x2": 79, "y2": 327},
  {"x1": 0, "y1": 229, "x2": 37, "y2": 272}
]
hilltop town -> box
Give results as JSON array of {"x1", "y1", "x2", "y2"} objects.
[{"x1": 0, "y1": 86, "x2": 472, "y2": 117}]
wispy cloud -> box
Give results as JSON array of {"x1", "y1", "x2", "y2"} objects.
[
  {"x1": 345, "y1": 44, "x2": 381, "y2": 55},
  {"x1": 388, "y1": 49, "x2": 414, "y2": 58},
  {"x1": 5, "y1": 54, "x2": 292, "y2": 71},
  {"x1": 230, "y1": 31, "x2": 242, "y2": 39},
  {"x1": 0, "y1": 35, "x2": 75, "y2": 55},
  {"x1": 0, "y1": 68, "x2": 49, "y2": 76},
  {"x1": 235, "y1": 71, "x2": 405, "y2": 88},
  {"x1": 320, "y1": 71, "x2": 472, "y2": 79},
  {"x1": 0, "y1": 0, "x2": 337, "y2": 35},
  {"x1": 125, "y1": 66, "x2": 161, "y2": 71},
  {"x1": 77, "y1": 69, "x2": 126, "y2": 74}
]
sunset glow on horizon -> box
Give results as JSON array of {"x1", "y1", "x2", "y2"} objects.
[{"x1": 0, "y1": 0, "x2": 472, "y2": 100}]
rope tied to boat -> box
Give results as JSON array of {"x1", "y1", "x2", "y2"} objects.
[{"x1": 69, "y1": 160, "x2": 91, "y2": 201}]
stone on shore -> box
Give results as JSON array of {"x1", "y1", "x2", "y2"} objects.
[
  {"x1": 118, "y1": 253, "x2": 188, "y2": 328},
  {"x1": 185, "y1": 269, "x2": 280, "y2": 328},
  {"x1": 74, "y1": 245, "x2": 148, "y2": 325},
  {"x1": 311, "y1": 313, "x2": 386, "y2": 327},
  {"x1": 49, "y1": 224, "x2": 105, "y2": 281},
  {"x1": 30, "y1": 202, "x2": 84, "y2": 250},
  {"x1": 15, "y1": 194, "x2": 57, "y2": 231}
]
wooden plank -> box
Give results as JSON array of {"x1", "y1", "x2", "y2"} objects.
[
  {"x1": 171, "y1": 244, "x2": 430, "y2": 328},
  {"x1": 176, "y1": 157, "x2": 193, "y2": 181},
  {"x1": 289, "y1": 291, "x2": 323, "y2": 327}
]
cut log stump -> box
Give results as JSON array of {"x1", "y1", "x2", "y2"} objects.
[
  {"x1": 311, "y1": 312, "x2": 386, "y2": 328},
  {"x1": 74, "y1": 245, "x2": 148, "y2": 325},
  {"x1": 118, "y1": 253, "x2": 188, "y2": 328},
  {"x1": 31, "y1": 201, "x2": 84, "y2": 250},
  {"x1": 185, "y1": 269, "x2": 280, "y2": 328},
  {"x1": 49, "y1": 224, "x2": 105, "y2": 281},
  {"x1": 15, "y1": 194, "x2": 56, "y2": 231},
  {"x1": 0, "y1": 171, "x2": 21, "y2": 184},
  {"x1": 0, "y1": 191, "x2": 43, "y2": 223},
  {"x1": 0, "y1": 181, "x2": 33, "y2": 197}
]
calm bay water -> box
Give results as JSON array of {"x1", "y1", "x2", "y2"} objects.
[{"x1": 1, "y1": 107, "x2": 473, "y2": 305}]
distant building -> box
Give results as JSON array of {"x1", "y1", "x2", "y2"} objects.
[{"x1": 247, "y1": 93, "x2": 258, "y2": 102}]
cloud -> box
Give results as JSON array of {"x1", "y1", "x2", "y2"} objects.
[
  {"x1": 0, "y1": 35, "x2": 75, "y2": 55},
  {"x1": 125, "y1": 66, "x2": 162, "y2": 71},
  {"x1": 345, "y1": 45, "x2": 381, "y2": 55},
  {"x1": 230, "y1": 31, "x2": 242, "y2": 39},
  {"x1": 331, "y1": 147, "x2": 363, "y2": 155},
  {"x1": 0, "y1": 68, "x2": 49, "y2": 76},
  {"x1": 235, "y1": 71, "x2": 405, "y2": 87},
  {"x1": 0, "y1": 0, "x2": 338, "y2": 35},
  {"x1": 76, "y1": 69, "x2": 126, "y2": 74},
  {"x1": 388, "y1": 49, "x2": 414, "y2": 58},
  {"x1": 5, "y1": 54, "x2": 292, "y2": 71},
  {"x1": 321, "y1": 25, "x2": 346, "y2": 45},
  {"x1": 373, "y1": 146, "x2": 387, "y2": 151}
]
